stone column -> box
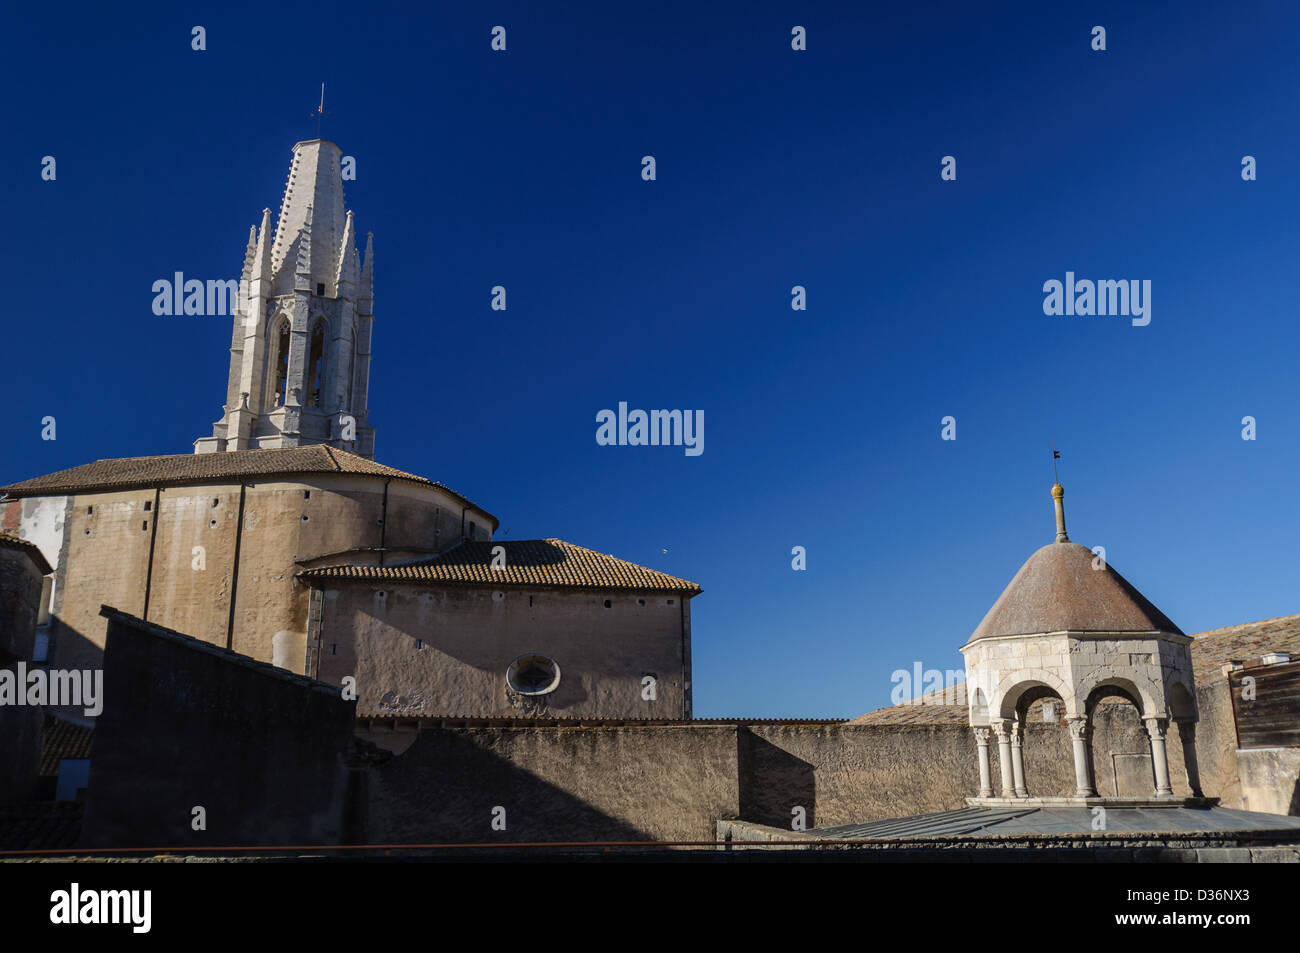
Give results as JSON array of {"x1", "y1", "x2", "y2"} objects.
[
  {"x1": 1176, "y1": 720, "x2": 1204, "y2": 798},
  {"x1": 1145, "y1": 717, "x2": 1175, "y2": 798},
  {"x1": 1010, "y1": 722, "x2": 1028, "y2": 797},
  {"x1": 1067, "y1": 716, "x2": 1096, "y2": 797},
  {"x1": 992, "y1": 720, "x2": 1015, "y2": 798},
  {"x1": 974, "y1": 727, "x2": 993, "y2": 797}
]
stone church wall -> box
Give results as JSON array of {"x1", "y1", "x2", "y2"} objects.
[
  {"x1": 42, "y1": 475, "x2": 487, "y2": 679},
  {"x1": 318, "y1": 585, "x2": 689, "y2": 718}
]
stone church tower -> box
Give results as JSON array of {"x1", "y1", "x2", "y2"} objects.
[{"x1": 195, "y1": 140, "x2": 376, "y2": 458}]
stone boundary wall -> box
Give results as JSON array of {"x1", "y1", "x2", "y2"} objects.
[
  {"x1": 360, "y1": 699, "x2": 1243, "y2": 843},
  {"x1": 361, "y1": 725, "x2": 740, "y2": 843},
  {"x1": 80, "y1": 607, "x2": 356, "y2": 848}
]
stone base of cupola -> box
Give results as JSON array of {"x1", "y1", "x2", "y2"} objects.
[{"x1": 966, "y1": 795, "x2": 1219, "y2": 808}]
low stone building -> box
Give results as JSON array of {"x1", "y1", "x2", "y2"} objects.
[
  {"x1": 80, "y1": 607, "x2": 356, "y2": 848},
  {"x1": 301, "y1": 538, "x2": 699, "y2": 718}
]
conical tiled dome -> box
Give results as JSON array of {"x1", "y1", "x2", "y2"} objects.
[{"x1": 966, "y1": 541, "x2": 1183, "y2": 643}]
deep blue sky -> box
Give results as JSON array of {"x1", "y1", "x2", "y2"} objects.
[{"x1": 3, "y1": 2, "x2": 1297, "y2": 717}]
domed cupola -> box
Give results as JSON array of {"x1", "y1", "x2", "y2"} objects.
[{"x1": 959, "y1": 484, "x2": 1201, "y2": 804}]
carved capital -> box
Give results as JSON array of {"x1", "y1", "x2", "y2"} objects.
[
  {"x1": 973, "y1": 727, "x2": 992, "y2": 746},
  {"x1": 1067, "y1": 716, "x2": 1090, "y2": 741},
  {"x1": 1144, "y1": 716, "x2": 1168, "y2": 741}
]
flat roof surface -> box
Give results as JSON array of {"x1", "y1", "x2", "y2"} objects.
[{"x1": 810, "y1": 805, "x2": 1300, "y2": 839}]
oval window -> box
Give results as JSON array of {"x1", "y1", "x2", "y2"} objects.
[{"x1": 507, "y1": 654, "x2": 561, "y2": 695}]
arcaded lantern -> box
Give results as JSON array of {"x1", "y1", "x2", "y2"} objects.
[{"x1": 960, "y1": 484, "x2": 1201, "y2": 804}]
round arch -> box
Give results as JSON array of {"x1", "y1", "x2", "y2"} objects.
[
  {"x1": 1166, "y1": 679, "x2": 1197, "y2": 722},
  {"x1": 990, "y1": 667, "x2": 1076, "y2": 720},
  {"x1": 1078, "y1": 673, "x2": 1162, "y2": 720}
]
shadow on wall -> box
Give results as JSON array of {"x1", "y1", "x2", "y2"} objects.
[
  {"x1": 79, "y1": 607, "x2": 355, "y2": 849},
  {"x1": 737, "y1": 727, "x2": 816, "y2": 829},
  {"x1": 363, "y1": 730, "x2": 656, "y2": 844},
  {"x1": 42, "y1": 618, "x2": 103, "y2": 722}
]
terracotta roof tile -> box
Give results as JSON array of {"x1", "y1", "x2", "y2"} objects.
[
  {"x1": 1190, "y1": 614, "x2": 1300, "y2": 686},
  {"x1": 0, "y1": 445, "x2": 494, "y2": 524},
  {"x1": 969, "y1": 542, "x2": 1183, "y2": 642},
  {"x1": 40, "y1": 715, "x2": 93, "y2": 775},
  {"x1": 300, "y1": 538, "x2": 701, "y2": 594}
]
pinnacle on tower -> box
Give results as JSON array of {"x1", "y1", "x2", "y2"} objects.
[
  {"x1": 360, "y1": 232, "x2": 373, "y2": 289},
  {"x1": 336, "y1": 210, "x2": 360, "y2": 292}
]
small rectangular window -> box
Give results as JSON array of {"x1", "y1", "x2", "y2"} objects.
[
  {"x1": 143, "y1": 500, "x2": 152, "y2": 512},
  {"x1": 303, "y1": 491, "x2": 310, "y2": 500},
  {"x1": 316, "y1": 282, "x2": 325, "y2": 296},
  {"x1": 330, "y1": 643, "x2": 338, "y2": 656},
  {"x1": 415, "y1": 639, "x2": 425, "y2": 650},
  {"x1": 142, "y1": 521, "x2": 148, "y2": 531},
  {"x1": 86, "y1": 506, "x2": 93, "y2": 515}
]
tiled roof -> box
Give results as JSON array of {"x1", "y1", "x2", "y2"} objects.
[
  {"x1": 300, "y1": 538, "x2": 702, "y2": 594},
  {"x1": 968, "y1": 542, "x2": 1183, "y2": 643},
  {"x1": 0, "y1": 531, "x2": 52, "y2": 575},
  {"x1": 0, "y1": 445, "x2": 494, "y2": 523},
  {"x1": 808, "y1": 805, "x2": 1300, "y2": 839},
  {"x1": 850, "y1": 691, "x2": 969, "y2": 726},
  {"x1": 1190, "y1": 614, "x2": 1300, "y2": 686},
  {"x1": 40, "y1": 715, "x2": 93, "y2": 775}
]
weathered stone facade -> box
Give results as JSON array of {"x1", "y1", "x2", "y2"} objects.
[
  {"x1": 315, "y1": 584, "x2": 692, "y2": 718},
  {"x1": 1, "y1": 465, "x2": 494, "y2": 679}
]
